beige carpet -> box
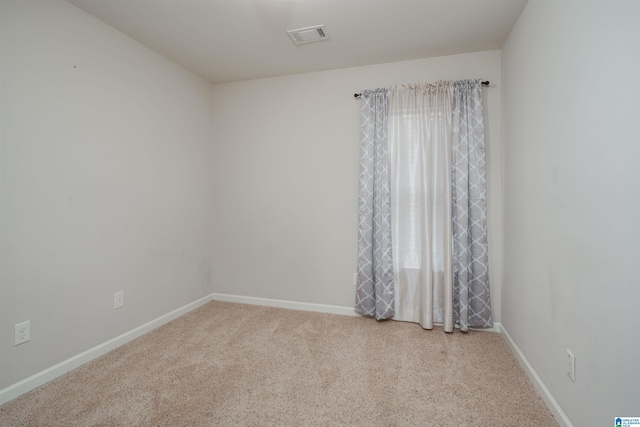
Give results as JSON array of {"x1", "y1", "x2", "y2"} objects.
[{"x1": 0, "y1": 301, "x2": 557, "y2": 426}]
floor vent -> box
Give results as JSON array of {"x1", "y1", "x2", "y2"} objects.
[{"x1": 286, "y1": 25, "x2": 331, "y2": 45}]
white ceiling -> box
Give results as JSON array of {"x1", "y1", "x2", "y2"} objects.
[{"x1": 66, "y1": 0, "x2": 527, "y2": 84}]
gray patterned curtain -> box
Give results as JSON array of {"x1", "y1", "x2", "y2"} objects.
[
  {"x1": 452, "y1": 80, "x2": 493, "y2": 331},
  {"x1": 355, "y1": 89, "x2": 394, "y2": 320}
]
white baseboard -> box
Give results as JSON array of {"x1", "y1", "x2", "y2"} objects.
[
  {"x1": 0, "y1": 293, "x2": 214, "y2": 406},
  {"x1": 211, "y1": 294, "x2": 505, "y2": 333},
  {"x1": 211, "y1": 293, "x2": 358, "y2": 317},
  {"x1": 501, "y1": 325, "x2": 573, "y2": 427}
]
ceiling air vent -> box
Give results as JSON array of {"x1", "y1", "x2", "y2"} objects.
[{"x1": 286, "y1": 25, "x2": 331, "y2": 45}]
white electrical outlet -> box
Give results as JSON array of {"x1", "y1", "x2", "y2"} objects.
[
  {"x1": 15, "y1": 321, "x2": 30, "y2": 346},
  {"x1": 566, "y1": 349, "x2": 575, "y2": 382},
  {"x1": 353, "y1": 273, "x2": 358, "y2": 287},
  {"x1": 114, "y1": 291, "x2": 124, "y2": 309}
]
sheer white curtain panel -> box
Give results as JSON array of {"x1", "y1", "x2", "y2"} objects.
[{"x1": 388, "y1": 82, "x2": 454, "y2": 332}]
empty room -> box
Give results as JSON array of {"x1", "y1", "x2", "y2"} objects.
[{"x1": 1, "y1": 0, "x2": 638, "y2": 426}]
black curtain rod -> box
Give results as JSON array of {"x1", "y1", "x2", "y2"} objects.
[{"x1": 353, "y1": 81, "x2": 490, "y2": 98}]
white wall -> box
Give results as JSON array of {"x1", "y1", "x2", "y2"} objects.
[
  {"x1": 210, "y1": 51, "x2": 503, "y2": 319},
  {"x1": 501, "y1": 1, "x2": 640, "y2": 425},
  {"x1": 0, "y1": 0, "x2": 215, "y2": 388}
]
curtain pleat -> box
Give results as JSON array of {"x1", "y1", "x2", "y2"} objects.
[
  {"x1": 452, "y1": 79, "x2": 493, "y2": 331},
  {"x1": 355, "y1": 89, "x2": 395, "y2": 320}
]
